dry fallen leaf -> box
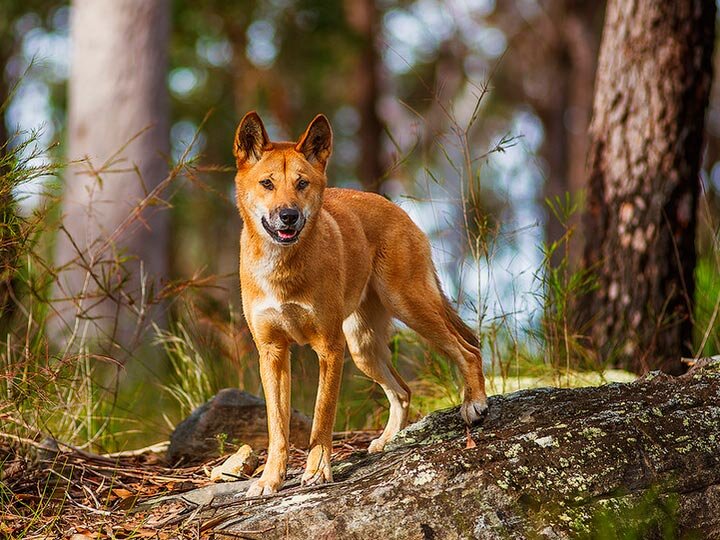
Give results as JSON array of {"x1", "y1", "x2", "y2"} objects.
[
  {"x1": 111, "y1": 488, "x2": 134, "y2": 499},
  {"x1": 465, "y1": 427, "x2": 477, "y2": 449}
]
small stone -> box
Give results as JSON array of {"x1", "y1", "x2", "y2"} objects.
[
  {"x1": 167, "y1": 388, "x2": 312, "y2": 465},
  {"x1": 209, "y1": 444, "x2": 259, "y2": 482}
]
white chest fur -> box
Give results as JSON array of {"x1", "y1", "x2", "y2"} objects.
[
  {"x1": 244, "y1": 244, "x2": 317, "y2": 345},
  {"x1": 250, "y1": 294, "x2": 316, "y2": 345}
]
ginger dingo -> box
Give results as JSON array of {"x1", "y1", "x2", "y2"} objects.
[{"x1": 233, "y1": 112, "x2": 487, "y2": 497}]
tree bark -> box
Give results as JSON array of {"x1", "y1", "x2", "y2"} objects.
[
  {"x1": 149, "y1": 363, "x2": 720, "y2": 538},
  {"x1": 52, "y1": 0, "x2": 170, "y2": 349},
  {"x1": 577, "y1": 0, "x2": 715, "y2": 374}
]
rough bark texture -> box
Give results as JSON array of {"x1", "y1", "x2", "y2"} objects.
[
  {"x1": 52, "y1": 0, "x2": 170, "y2": 348},
  {"x1": 578, "y1": 0, "x2": 715, "y2": 374},
  {"x1": 151, "y1": 364, "x2": 720, "y2": 539}
]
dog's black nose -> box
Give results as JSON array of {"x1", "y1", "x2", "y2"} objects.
[{"x1": 279, "y1": 207, "x2": 300, "y2": 226}]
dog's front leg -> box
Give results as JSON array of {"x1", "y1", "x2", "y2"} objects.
[
  {"x1": 246, "y1": 342, "x2": 290, "y2": 497},
  {"x1": 302, "y1": 338, "x2": 345, "y2": 486}
]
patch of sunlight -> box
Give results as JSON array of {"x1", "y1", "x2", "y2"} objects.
[{"x1": 486, "y1": 369, "x2": 638, "y2": 396}]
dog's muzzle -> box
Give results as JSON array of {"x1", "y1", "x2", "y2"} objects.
[{"x1": 261, "y1": 207, "x2": 305, "y2": 245}]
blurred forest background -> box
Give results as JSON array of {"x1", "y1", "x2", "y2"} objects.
[{"x1": 1, "y1": 0, "x2": 719, "y2": 452}]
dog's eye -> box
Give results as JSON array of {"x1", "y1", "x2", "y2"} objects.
[
  {"x1": 259, "y1": 179, "x2": 274, "y2": 190},
  {"x1": 297, "y1": 179, "x2": 309, "y2": 190}
]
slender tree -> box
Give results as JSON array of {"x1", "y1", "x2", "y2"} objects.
[
  {"x1": 52, "y1": 0, "x2": 170, "y2": 349},
  {"x1": 577, "y1": 0, "x2": 716, "y2": 374},
  {"x1": 345, "y1": 0, "x2": 385, "y2": 191},
  {"x1": 494, "y1": 0, "x2": 605, "y2": 265}
]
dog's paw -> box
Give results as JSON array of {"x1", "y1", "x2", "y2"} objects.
[
  {"x1": 245, "y1": 476, "x2": 283, "y2": 498},
  {"x1": 301, "y1": 445, "x2": 333, "y2": 486},
  {"x1": 461, "y1": 397, "x2": 488, "y2": 425},
  {"x1": 301, "y1": 463, "x2": 332, "y2": 486},
  {"x1": 368, "y1": 437, "x2": 387, "y2": 454}
]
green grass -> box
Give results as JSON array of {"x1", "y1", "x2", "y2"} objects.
[{"x1": 694, "y1": 254, "x2": 720, "y2": 357}]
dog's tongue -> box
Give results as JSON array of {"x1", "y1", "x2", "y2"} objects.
[{"x1": 278, "y1": 229, "x2": 296, "y2": 240}]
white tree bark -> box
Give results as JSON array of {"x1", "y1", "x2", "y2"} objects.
[{"x1": 52, "y1": 0, "x2": 170, "y2": 350}]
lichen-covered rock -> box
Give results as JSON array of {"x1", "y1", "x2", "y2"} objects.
[
  {"x1": 157, "y1": 367, "x2": 720, "y2": 538},
  {"x1": 167, "y1": 389, "x2": 311, "y2": 465}
]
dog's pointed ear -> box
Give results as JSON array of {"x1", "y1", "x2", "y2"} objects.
[
  {"x1": 296, "y1": 114, "x2": 333, "y2": 171},
  {"x1": 234, "y1": 111, "x2": 270, "y2": 167}
]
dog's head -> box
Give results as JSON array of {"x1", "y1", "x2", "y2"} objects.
[{"x1": 233, "y1": 112, "x2": 332, "y2": 246}]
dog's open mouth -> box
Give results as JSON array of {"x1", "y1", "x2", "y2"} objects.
[{"x1": 261, "y1": 217, "x2": 302, "y2": 245}]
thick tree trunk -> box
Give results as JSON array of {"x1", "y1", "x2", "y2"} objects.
[
  {"x1": 577, "y1": 0, "x2": 715, "y2": 374},
  {"x1": 346, "y1": 0, "x2": 384, "y2": 191},
  {"x1": 149, "y1": 363, "x2": 720, "y2": 538},
  {"x1": 52, "y1": 0, "x2": 170, "y2": 349}
]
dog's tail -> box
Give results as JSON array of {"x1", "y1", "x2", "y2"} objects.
[{"x1": 435, "y1": 274, "x2": 480, "y2": 350}]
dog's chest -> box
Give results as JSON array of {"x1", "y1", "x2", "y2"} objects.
[{"x1": 251, "y1": 293, "x2": 317, "y2": 345}]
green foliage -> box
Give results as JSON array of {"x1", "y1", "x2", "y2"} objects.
[
  {"x1": 694, "y1": 252, "x2": 720, "y2": 357},
  {"x1": 215, "y1": 432, "x2": 228, "y2": 456},
  {"x1": 155, "y1": 320, "x2": 242, "y2": 419},
  {"x1": 534, "y1": 195, "x2": 599, "y2": 378},
  {"x1": 582, "y1": 489, "x2": 699, "y2": 540}
]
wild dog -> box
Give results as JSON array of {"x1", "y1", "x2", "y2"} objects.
[{"x1": 233, "y1": 112, "x2": 487, "y2": 497}]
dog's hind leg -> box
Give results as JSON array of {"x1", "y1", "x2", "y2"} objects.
[
  {"x1": 343, "y1": 285, "x2": 411, "y2": 453},
  {"x1": 381, "y1": 271, "x2": 487, "y2": 425}
]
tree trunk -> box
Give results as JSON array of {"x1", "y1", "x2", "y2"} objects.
[
  {"x1": 346, "y1": 0, "x2": 384, "y2": 192},
  {"x1": 494, "y1": 0, "x2": 604, "y2": 266},
  {"x1": 577, "y1": 0, "x2": 715, "y2": 374},
  {"x1": 541, "y1": 1, "x2": 603, "y2": 267},
  {"x1": 52, "y1": 0, "x2": 170, "y2": 349},
  {"x1": 148, "y1": 363, "x2": 720, "y2": 538}
]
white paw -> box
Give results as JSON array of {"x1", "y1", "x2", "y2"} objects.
[
  {"x1": 368, "y1": 437, "x2": 387, "y2": 454},
  {"x1": 245, "y1": 476, "x2": 283, "y2": 498},
  {"x1": 301, "y1": 445, "x2": 333, "y2": 486},
  {"x1": 301, "y1": 465, "x2": 332, "y2": 486},
  {"x1": 461, "y1": 397, "x2": 488, "y2": 425}
]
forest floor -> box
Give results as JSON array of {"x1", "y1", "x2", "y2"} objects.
[
  {"x1": 4, "y1": 364, "x2": 720, "y2": 538},
  {"x1": 1, "y1": 431, "x2": 378, "y2": 539}
]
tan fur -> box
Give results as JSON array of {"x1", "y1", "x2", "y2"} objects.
[{"x1": 233, "y1": 112, "x2": 487, "y2": 497}]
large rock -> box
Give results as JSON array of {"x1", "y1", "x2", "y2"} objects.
[
  {"x1": 155, "y1": 364, "x2": 720, "y2": 538},
  {"x1": 167, "y1": 389, "x2": 311, "y2": 465}
]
